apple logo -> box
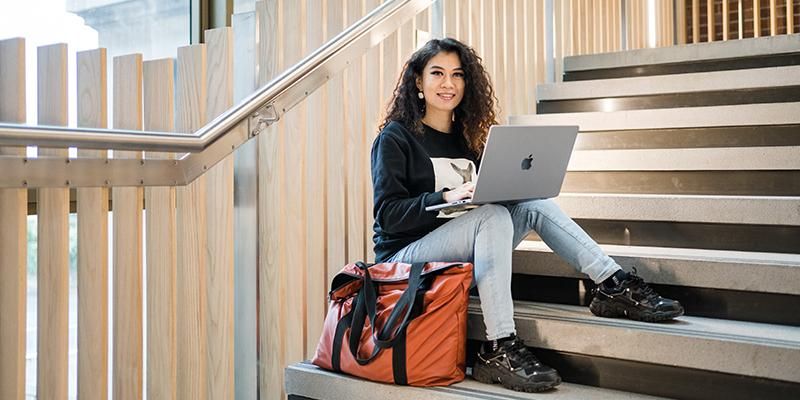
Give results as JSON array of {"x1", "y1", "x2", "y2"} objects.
[{"x1": 521, "y1": 154, "x2": 533, "y2": 170}]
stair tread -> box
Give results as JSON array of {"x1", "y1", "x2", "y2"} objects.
[
  {"x1": 563, "y1": 34, "x2": 800, "y2": 72},
  {"x1": 540, "y1": 65, "x2": 800, "y2": 101},
  {"x1": 517, "y1": 240, "x2": 800, "y2": 266},
  {"x1": 513, "y1": 241, "x2": 800, "y2": 295},
  {"x1": 568, "y1": 146, "x2": 800, "y2": 171},
  {"x1": 467, "y1": 301, "x2": 800, "y2": 382},
  {"x1": 552, "y1": 193, "x2": 800, "y2": 226},
  {"x1": 510, "y1": 102, "x2": 800, "y2": 130},
  {"x1": 286, "y1": 362, "x2": 667, "y2": 400}
]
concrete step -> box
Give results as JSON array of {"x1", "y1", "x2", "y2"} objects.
[
  {"x1": 466, "y1": 301, "x2": 800, "y2": 383},
  {"x1": 509, "y1": 102, "x2": 800, "y2": 131},
  {"x1": 513, "y1": 241, "x2": 800, "y2": 295},
  {"x1": 553, "y1": 193, "x2": 800, "y2": 226},
  {"x1": 540, "y1": 65, "x2": 800, "y2": 101},
  {"x1": 567, "y1": 146, "x2": 800, "y2": 171},
  {"x1": 285, "y1": 362, "x2": 666, "y2": 400},
  {"x1": 563, "y1": 34, "x2": 800, "y2": 81}
]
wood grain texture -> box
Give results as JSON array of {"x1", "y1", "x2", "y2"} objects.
[
  {"x1": 76, "y1": 48, "x2": 109, "y2": 400},
  {"x1": 204, "y1": 27, "x2": 235, "y2": 400},
  {"x1": 176, "y1": 43, "x2": 208, "y2": 400},
  {"x1": 111, "y1": 53, "x2": 144, "y2": 400},
  {"x1": 256, "y1": 1, "x2": 286, "y2": 399},
  {"x1": 143, "y1": 57, "x2": 177, "y2": 400},
  {"x1": 305, "y1": 0, "x2": 327, "y2": 358},
  {"x1": 363, "y1": 0, "x2": 381, "y2": 264},
  {"x1": 36, "y1": 42, "x2": 70, "y2": 400},
  {"x1": 280, "y1": 1, "x2": 308, "y2": 366},
  {"x1": 346, "y1": 0, "x2": 366, "y2": 266},
  {"x1": 326, "y1": 0, "x2": 347, "y2": 292},
  {"x1": 0, "y1": 37, "x2": 27, "y2": 400}
]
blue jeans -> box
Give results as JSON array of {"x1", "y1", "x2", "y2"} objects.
[{"x1": 388, "y1": 199, "x2": 621, "y2": 340}]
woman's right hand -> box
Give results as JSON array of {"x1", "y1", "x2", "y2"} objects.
[{"x1": 443, "y1": 182, "x2": 475, "y2": 203}]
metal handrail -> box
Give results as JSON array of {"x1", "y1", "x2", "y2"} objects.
[{"x1": 0, "y1": 0, "x2": 434, "y2": 188}]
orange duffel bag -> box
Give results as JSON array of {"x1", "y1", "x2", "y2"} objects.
[{"x1": 312, "y1": 261, "x2": 473, "y2": 386}]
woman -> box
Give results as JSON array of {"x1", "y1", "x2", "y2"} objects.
[{"x1": 371, "y1": 38, "x2": 683, "y2": 393}]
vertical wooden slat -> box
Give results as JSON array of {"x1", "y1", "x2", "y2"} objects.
[
  {"x1": 723, "y1": 0, "x2": 730, "y2": 39},
  {"x1": 176, "y1": 44, "x2": 208, "y2": 400},
  {"x1": 204, "y1": 27, "x2": 236, "y2": 400},
  {"x1": 459, "y1": 0, "x2": 472, "y2": 44},
  {"x1": 755, "y1": 0, "x2": 762, "y2": 37},
  {"x1": 327, "y1": 0, "x2": 347, "y2": 289},
  {"x1": 36, "y1": 43, "x2": 70, "y2": 400},
  {"x1": 708, "y1": 0, "x2": 716, "y2": 40},
  {"x1": 445, "y1": 0, "x2": 457, "y2": 38},
  {"x1": 347, "y1": 0, "x2": 366, "y2": 266},
  {"x1": 522, "y1": 0, "x2": 533, "y2": 112},
  {"x1": 770, "y1": 0, "x2": 778, "y2": 34},
  {"x1": 76, "y1": 48, "x2": 109, "y2": 400},
  {"x1": 496, "y1": 0, "x2": 507, "y2": 122},
  {"x1": 257, "y1": 0, "x2": 286, "y2": 397},
  {"x1": 281, "y1": 0, "x2": 307, "y2": 367},
  {"x1": 143, "y1": 58, "x2": 177, "y2": 400},
  {"x1": 788, "y1": 0, "x2": 794, "y2": 33},
  {"x1": 306, "y1": 0, "x2": 328, "y2": 358},
  {"x1": 482, "y1": 0, "x2": 496, "y2": 94},
  {"x1": 693, "y1": 0, "x2": 701, "y2": 42},
  {"x1": 677, "y1": 0, "x2": 687, "y2": 44},
  {"x1": 511, "y1": 0, "x2": 524, "y2": 115},
  {"x1": 588, "y1": 0, "x2": 596, "y2": 53},
  {"x1": 368, "y1": 0, "x2": 382, "y2": 262},
  {"x1": 0, "y1": 37, "x2": 27, "y2": 400},
  {"x1": 112, "y1": 53, "x2": 144, "y2": 400}
]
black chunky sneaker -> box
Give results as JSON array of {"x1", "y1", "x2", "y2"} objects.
[
  {"x1": 589, "y1": 268, "x2": 684, "y2": 322},
  {"x1": 472, "y1": 335, "x2": 561, "y2": 392}
]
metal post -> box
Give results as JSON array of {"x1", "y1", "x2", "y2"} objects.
[
  {"x1": 545, "y1": 0, "x2": 555, "y2": 83},
  {"x1": 431, "y1": 0, "x2": 444, "y2": 39},
  {"x1": 621, "y1": 0, "x2": 628, "y2": 50}
]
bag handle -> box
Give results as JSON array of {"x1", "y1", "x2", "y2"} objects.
[{"x1": 347, "y1": 262, "x2": 427, "y2": 365}]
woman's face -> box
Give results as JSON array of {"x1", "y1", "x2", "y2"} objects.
[{"x1": 416, "y1": 51, "x2": 465, "y2": 115}]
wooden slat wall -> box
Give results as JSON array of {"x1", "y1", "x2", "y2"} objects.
[
  {"x1": 257, "y1": 0, "x2": 286, "y2": 397},
  {"x1": 204, "y1": 27, "x2": 236, "y2": 400},
  {"x1": 176, "y1": 44, "x2": 208, "y2": 400},
  {"x1": 283, "y1": 0, "x2": 307, "y2": 370},
  {"x1": 0, "y1": 37, "x2": 27, "y2": 400},
  {"x1": 143, "y1": 58, "x2": 178, "y2": 400},
  {"x1": 686, "y1": 0, "x2": 797, "y2": 42},
  {"x1": 36, "y1": 43, "x2": 70, "y2": 400},
  {"x1": 305, "y1": 0, "x2": 327, "y2": 361},
  {"x1": 112, "y1": 53, "x2": 144, "y2": 400},
  {"x1": 76, "y1": 48, "x2": 109, "y2": 400}
]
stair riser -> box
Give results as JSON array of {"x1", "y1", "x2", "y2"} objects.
[
  {"x1": 530, "y1": 219, "x2": 800, "y2": 254},
  {"x1": 506, "y1": 275, "x2": 800, "y2": 326},
  {"x1": 563, "y1": 53, "x2": 800, "y2": 81},
  {"x1": 572, "y1": 125, "x2": 800, "y2": 150},
  {"x1": 538, "y1": 86, "x2": 800, "y2": 113},
  {"x1": 466, "y1": 313, "x2": 799, "y2": 382},
  {"x1": 465, "y1": 341, "x2": 800, "y2": 400}
]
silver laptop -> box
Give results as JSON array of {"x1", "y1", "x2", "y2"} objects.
[{"x1": 425, "y1": 125, "x2": 579, "y2": 212}]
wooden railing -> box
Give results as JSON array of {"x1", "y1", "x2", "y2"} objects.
[
  {"x1": 683, "y1": 0, "x2": 799, "y2": 43},
  {"x1": 0, "y1": 1, "x2": 680, "y2": 399}
]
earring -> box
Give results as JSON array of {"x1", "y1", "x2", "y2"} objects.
[{"x1": 418, "y1": 92, "x2": 424, "y2": 99}]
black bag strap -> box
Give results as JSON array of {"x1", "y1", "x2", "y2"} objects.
[{"x1": 347, "y1": 262, "x2": 427, "y2": 365}]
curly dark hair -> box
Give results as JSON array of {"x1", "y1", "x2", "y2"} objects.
[{"x1": 380, "y1": 38, "x2": 498, "y2": 156}]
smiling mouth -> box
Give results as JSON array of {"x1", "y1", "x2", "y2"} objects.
[{"x1": 438, "y1": 93, "x2": 456, "y2": 101}]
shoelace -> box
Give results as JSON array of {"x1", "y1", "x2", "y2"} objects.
[
  {"x1": 506, "y1": 340, "x2": 540, "y2": 369},
  {"x1": 629, "y1": 269, "x2": 658, "y2": 300}
]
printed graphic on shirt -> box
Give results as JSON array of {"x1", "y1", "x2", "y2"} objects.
[{"x1": 431, "y1": 157, "x2": 477, "y2": 218}]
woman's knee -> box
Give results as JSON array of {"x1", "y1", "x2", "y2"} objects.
[{"x1": 474, "y1": 204, "x2": 513, "y2": 231}]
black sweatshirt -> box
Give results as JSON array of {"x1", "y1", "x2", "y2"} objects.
[{"x1": 371, "y1": 120, "x2": 479, "y2": 262}]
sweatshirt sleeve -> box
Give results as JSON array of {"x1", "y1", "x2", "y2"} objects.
[{"x1": 371, "y1": 132, "x2": 445, "y2": 236}]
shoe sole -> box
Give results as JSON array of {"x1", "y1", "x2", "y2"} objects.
[
  {"x1": 589, "y1": 300, "x2": 684, "y2": 323},
  {"x1": 472, "y1": 362, "x2": 561, "y2": 393}
]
